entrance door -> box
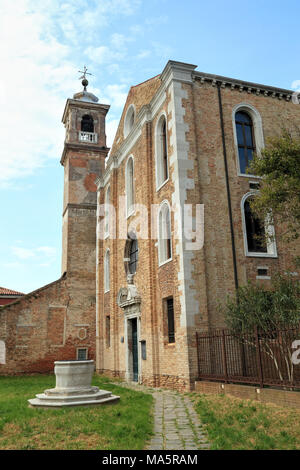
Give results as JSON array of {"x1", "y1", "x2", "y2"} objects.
[{"x1": 131, "y1": 318, "x2": 138, "y2": 382}]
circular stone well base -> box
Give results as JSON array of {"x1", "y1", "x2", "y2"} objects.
[{"x1": 28, "y1": 360, "x2": 120, "y2": 408}]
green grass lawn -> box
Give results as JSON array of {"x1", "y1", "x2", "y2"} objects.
[
  {"x1": 192, "y1": 392, "x2": 300, "y2": 450},
  {"x1": 0, "y1": 374, "x2": 153, "y2": 450}
]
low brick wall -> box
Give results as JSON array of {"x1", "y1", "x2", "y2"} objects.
[{"x1": 195, "y1": 380, "x2": 300, "y2": 409}]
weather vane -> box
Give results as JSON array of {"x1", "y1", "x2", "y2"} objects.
[{"x1": 78, "y1": 66, "x2": 92, "y2": 91}]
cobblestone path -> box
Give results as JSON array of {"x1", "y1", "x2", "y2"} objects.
[
  {"x1": 113, "y1": 381, "x2": 210, "y2": 450},
  {"x1": 147, "y1": 390, "x2": 210, "y2": 450}
]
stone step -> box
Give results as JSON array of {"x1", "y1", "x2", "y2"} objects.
[
  {"x1": 34, "y1": 389, "x2": 113, "y2": 403},
  {"x1": 28, "y1": 394, "x2": 120, "y2": 408},
  {"x1": 44, "y1": 386, "x2": 100, "y2": 397}
]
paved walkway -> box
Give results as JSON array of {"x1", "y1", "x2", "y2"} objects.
[
  {"x1": 147, "y1": 390, "x2": 210, "y2": 450},
  {"x1": 114, "y1": 382, "x2": 210, "y2": 450}
]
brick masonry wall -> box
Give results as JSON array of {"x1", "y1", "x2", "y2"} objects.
[
  {"x1": 195, "y1": 381, "x2": 300, "y2": 409},
  {"x1": 0, "y1": 97, "x2": 108, "y2": 376},
  {"x1": 97, "y1": 63, "x2": 300, "y2": 392},
  {"x1": 0, "y1": 273, "x2": 97, "y2": 374}
]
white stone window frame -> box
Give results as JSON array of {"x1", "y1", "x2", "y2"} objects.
[
  {"x1": 256, "y1": 265, "x2": 271, "y2": 280},
  {"x1": 104, "y1": 248, "x2": 110, "y2": 293},
  {"x1": 155, "y1": 111, "x2": 169, "y2": 191},
  {"x1": 232, "y1": 103, "x2": 264, "y2": 178},
  {"x1": 125, "y1": 155, "x2": 135, "y2": 218},
  {"x1": 104, "y1": 185, "x2": 110, "y2": 239},
  {"x1": 158, "y1": 200, "x2": 173, "y2": 267},
  {"x1": 124, "y1": 104, "x2": 136, "y2": 139},
  {"x1": 241, "y1": 191, "x2": 277, "y2": 258}
]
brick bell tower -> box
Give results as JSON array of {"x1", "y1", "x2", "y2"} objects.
[{"x1": 60, "y1": 70, "x2": 110, "y2": 360}]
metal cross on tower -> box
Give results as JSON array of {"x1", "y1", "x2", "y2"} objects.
[{"x1": 78, "y1": 66, "x2": 92, "y2": 91}]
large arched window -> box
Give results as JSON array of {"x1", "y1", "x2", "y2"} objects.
[
  {"x1": 81, "y1": 114, "x2": 94, "y2": 133},
  {"x1": 242, "y1": 193, "x2": 277, "y2": 257},
  {"x1": 104, "y1": 249, "x2": 110, "y2": 292},
  {"x1": 124, "y1": 233, "x2": 139, "y2": 275},
  {"x1": 126, "y1": 156, "x2": 134, "y2": 216},
  {"x1": 158, "y1": 202, "x2": 172, "y2": 265},
  {"x1": 124, "y1": 105, "x2": 135, "y2": 138},
  {"x1": 233, "y1": 104, "x2": 264, "y2": 177},
  {"x1": 104, "y1": 186, "x2": 110, "y2": 237},
  {"x1": 235, "y1": 111, "x2": 255, "y2": 174},
  {"x1": 156, "y1": 114, "x2": 168, "y2": 189}
]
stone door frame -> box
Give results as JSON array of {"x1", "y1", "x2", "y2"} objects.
[{"x1": 124, "y1": 311, "x2": 141, "y2": 383}]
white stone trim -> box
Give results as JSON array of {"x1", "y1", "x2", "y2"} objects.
[
  {"x1": 124, "y1": 314, "x2": 142, "y2": 383},
  {"x1": 103, "y1": 62, "x2": 195, "y2": 182},
  {"x1": 241, "y1": 192, "x2": 277, "y2": 258},
  {"x1": 125, "y1": 155, "x2": 135, "y2": 218},
  {"x1": 124, "y1": 104, "x2": 136, "y2": 138},
  {"x1": 104, "y1": 184, "x2": 110, "y2": 238},
  {"x1": 232, "y1": 103, "x2": 265, "y2": 177},
  {"x1": 155, "y1": 111, "x2": 169, "y2": 191},
  {"x1": 157, "y1": 199, "x2": 172, "y2": 266},
  {"x1": 168, "y1": 80, "x2": 199, "y2": 330},
  {"x1": 104, "y1": 248, "x2": 110, "y2": 293}
]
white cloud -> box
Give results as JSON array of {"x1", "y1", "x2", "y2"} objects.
[
  {"x1": 11, "y1": 247, "x2": 35, "y2": 260},
  {"x1": 137, "y1": 50, "x2": 151, "y2": 59},
  {"x1": 12, "y1": 245, "x2": 57, "y2": 260},
  {"x1": 0, "y1": 0, "x2": 142, "y2": 186},
  {"x1": 105, "y1": 84, "x2": 128, "y2": 109},
  {"x1": 291, "y1": 80, "x2": 300, "y2": 91},
  {"x1": 36, "y1": 246, "x2": 57, "y2": 257},
  {"x1": 106, "y1": 119, "x2": 120, "y2": 148},
  {"x1": 145, "y1": 16, "x2": 168, "y2": 27},
  {"x1": 85, "y1": 46, "x2": 111, "y2": 65}
]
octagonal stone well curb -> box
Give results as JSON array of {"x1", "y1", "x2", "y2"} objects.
[{"x1": 28, "y1": 360, "x2": 120, "y2": 408}]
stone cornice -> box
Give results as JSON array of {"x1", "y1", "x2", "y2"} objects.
[
  {"x1": 62, "y1": 98, "x2": 110, "y2": 124},
  {"x1": 193, "y1": 71, "x2": 294, "y2": 101},
  {"x1": 161, "y1": 60, "x2": 197, "y2": 87},
  {"x1": 99, "y1": 60, "x2": 297, "y2": 191},
  {"x1": 62, "y1": 203, "x2": 97, "y2": 217},
  {"x1": 101, "y1": 62, "x2": 198, "y2": 186},
  {"x1": 60, "y1": 142, "x2": 110, "y2": 166}
]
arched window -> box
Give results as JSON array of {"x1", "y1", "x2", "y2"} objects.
[
  {"x1": 81, "y1": 114, "x2": 94, "y2": 133},
  {"x1": 104, "y1": 186, "x2": 110, "y2": 237},
  {"x1": 242, "y1": 194, "x2": 277, "y2": 257},
  {"x1": 158, "y1": 202, "x2": 172, "y2": 265},
  {"x1": 126, "y1": 156, "x2": 134, "y2": 216},
  {"x1": 124, "y1": 105, "x2": 135, "y2": 138},
  {"x1": 235, "y1": 111, "x2": 255, "y2": 174},
  {"x1": 244, "y1": 198, "x2": 267, "y2": 253},
  {"x1": 125, "y1": 233, "x2": 139, "y2": 275},
  {"x1": 104, "y1": 249, "x2": 110, "y2": 292},
  {"x1": 156, "y1": 114, "x2": 168, "y2": 188}
]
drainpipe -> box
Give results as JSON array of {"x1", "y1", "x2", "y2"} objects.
[{"x1": 217, "y1": 82, "x2": 239, "y2": 291}]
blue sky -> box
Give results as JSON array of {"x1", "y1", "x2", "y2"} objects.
[{"x1": 0, "y1": 0, "x2": 299, "y2": 293}]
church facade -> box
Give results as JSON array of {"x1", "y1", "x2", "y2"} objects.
[
  {"x1": 95, "y1": 61, "x2": 300, "y2": 390},
  {"x1": 0, "y1": 60, "x2": 299, "y2": 390}
]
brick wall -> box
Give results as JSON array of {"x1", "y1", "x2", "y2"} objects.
[
  {"x1": 195, "y1": 381, "x2": 300, "y2": 409},
  {"x1": 97, "y1": 61, "x2": 300, "y2": 392}
]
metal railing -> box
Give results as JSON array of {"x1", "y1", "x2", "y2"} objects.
[
  {"x1": 78, "y1": 131, "x2": 97, "y2": 143},
  {"x1": 196, "y1": 326, "x2": 300, "y2": 389}
]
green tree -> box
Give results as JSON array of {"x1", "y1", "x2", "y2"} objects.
[
  {"x1": 224, "y1": 274, "x2": 300, "y2": 333},
  {"x1": 223, "y1": 274, "x2": 300, "y2": 384},
  {"x1": 249, "y1": 131, "x2": 300, "y2": 242}
]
